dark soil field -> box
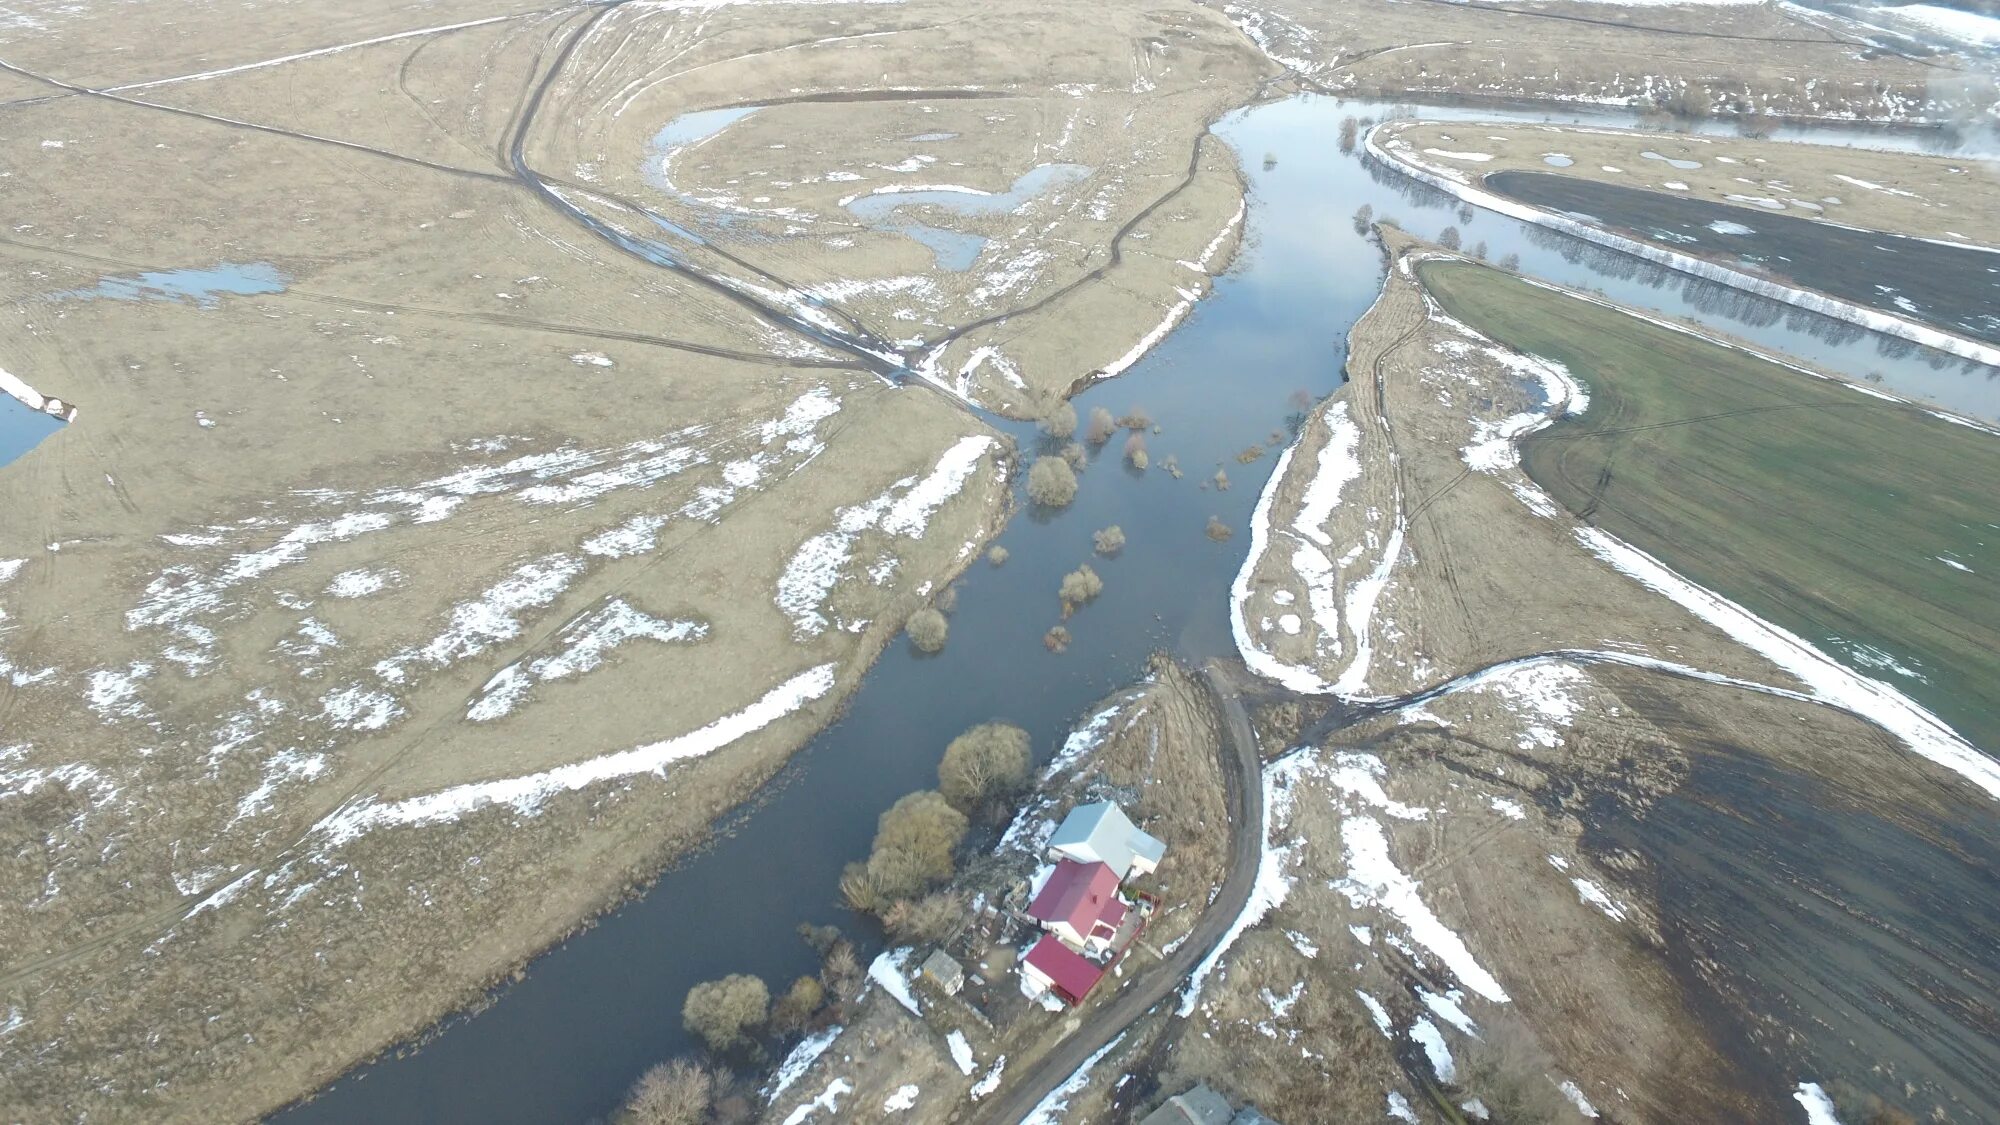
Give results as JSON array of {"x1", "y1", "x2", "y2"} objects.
[
  {"x1": 1418, "y1": 258, "x2": 2000, "y2": 755},
  {"x1": 1484, "y1": 169, "x2": 2000, "y2": 346}
]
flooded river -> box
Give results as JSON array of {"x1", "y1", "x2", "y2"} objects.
[{"x1": 251, "y1": 93, "x2": 1997, "y2": 1123}]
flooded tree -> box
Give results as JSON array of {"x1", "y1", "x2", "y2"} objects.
[
  {"x1": 1043, "y1": 625, "x2": 1071, "y2": 653},
  {"x1": 939, "y1": 723, "x2": 1031, "y2": 812},
  {"x1": 1352, "y1": 203, "x2": 1373, "y2": 236},
  {"x1": 768, "y1": 976, "x2": 824, "y2": 1036},
  {"x1": 1338, "y1": 116, "x2": 1359, "y2": 153},
  {"x1": 1085, "y1": 405, "x2": 1118, "y2": 445},
  {"x1": 987, "y1": 545, "x2": 1009, "y2": 566},
  {"x1": 682, "y1": 975, "x2": 769, "y2": 1053},
  {"x1": 1093, "y1": 525, "x2": 1125, "y2": 556},
  {"x1": 1027, "y1": 456, "x2": 1078, "y2": 507},
  {"x1": 1038, "y1": 399, "x2": 1078, "y2": 440},
  {"x1": 906, "y1": 607, "x2": 948, "y2": 653},
  {"x1": 1124, "y1": 432, "x2": 1149, "y2": 470},
  {"x1": 1205, "y1": 516, "x2": 1233, "y2": 541},
  {"x1": 1438, "y1": 225, "x2": 1463, "y2": 251},
  {"x1": 1499, "y1": 252, "x2": 1521, "y2": 271},
  {"x1": 1059, "y1": 565, "x2": 1103, "y2": 616}
]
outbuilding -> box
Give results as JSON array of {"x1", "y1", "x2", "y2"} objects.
[{"x1": 1019, "y1": 934, "x2": 1105, "y2": 1005}]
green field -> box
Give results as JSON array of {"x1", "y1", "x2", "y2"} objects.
[{"x1": 1418, "y1": 259, "x2": 2000, "y2": 755}]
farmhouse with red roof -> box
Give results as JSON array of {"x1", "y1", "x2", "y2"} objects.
[{"x1": 1025, "y1": 858, "x2": 1127, "y2": 954}]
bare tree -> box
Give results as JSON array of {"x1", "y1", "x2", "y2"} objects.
[
  {"x1": 1027, "y1": 457, "x2": 1078, "y2": 507},
  {"x1": 906, "y1": 608, "x2": 948, "y2": 653},
  {"x1": 621, "y1": 1060, "x2": 714, "y2": 1125}
]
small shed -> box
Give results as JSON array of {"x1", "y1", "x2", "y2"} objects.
[{"x1": 920, "y1": 949, "x2": 964, "y2": 996}]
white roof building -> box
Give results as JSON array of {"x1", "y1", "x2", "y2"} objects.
[{"x1": 1045, "y1": 800, "x2": 1165, "y2": 881}]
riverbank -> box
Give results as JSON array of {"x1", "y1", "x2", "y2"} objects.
[{"x1": 1369, "y1": 121, "x2": 2000, "y2": 367}]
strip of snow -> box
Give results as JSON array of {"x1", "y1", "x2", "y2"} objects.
[
  {"x1": 1558, "y1": 1080, "x2": 1600, "y2": 1118},
  {"x1": 946, "y1": 1030, "x2": 975, "y2": 1075},
  {"x1": 782, "y1": 1077, "x2": 853, "y2": 1125},
  {"x1": 1575, "y1": 527, "x2": 2000, "y2": 799},
  {"x1": 1230, "y1": 441, "x2": 1334, "y2": 693},
  {"x1": 970, "y1": 1056, "x2": 1006, "y2": 1099},
  {"x1": 1019, "y1": 1033, "x2": 1123, "y2": 1125},
  {"x1": 1571, "y1": 878, "x2": 1628, "y2": 921},
  {"x1": 1094, "y1": 285, "x2": 1202, "y2": 383},
  {"x1": 1794, "y1": 1082, "x2": 1847, "y2": 1124},
  {"x1": 776, "y1": 436, "x2": 995, "y2": 638},
  {"x1": 1, "y1": 364, "x2": 74, "y2": 419},
  {"x1": 1369, "y1": 126, "x2": 2000, "y2": 367},
  {"x1": 1873, "y1": 3, "x2": 2000, "y2": 45},
  {"x1": 868, "y1": 946, "x2": 922, "y2": 1015},
  {"x1": 1178, "y1": 758, "x2": 1299, "y2": 1015},
  {"x1": 1357, "y1": 990, "x2": 1394, "y2": 1036},
  {"x1": 1387, "y1": 1092, "x2": 1420, "y2": 1123},
  {"x1": 105, "y1": 15, "x2": 523, "y2": 91},
  {"x1": 313, "y1": 664, "x2": 835, "y2": 845},
  {"x1": 1334, "y1": 816, "x2": 1510, "y2": 1002},
  {"x1": 883, "y1": 1084, "x2": 919, "y2": 1113},
  {"x1": 1424, "y1": 148, "x2": 1494, "y2": 161},
  {"x1": 1411, "y1": 1017, "x2": 1456, "y2": 1081},
  {"x1": 767, "y1": 1027, "x2": 842, "y2": 1101}
]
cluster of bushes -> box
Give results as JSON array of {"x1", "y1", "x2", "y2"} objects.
[
  {"x1": 842, "y1": 722, "x2": 1033, "y2": 916},
  {"x1": 620, "y1": 929, "x2": 871, "y2": 1124}
]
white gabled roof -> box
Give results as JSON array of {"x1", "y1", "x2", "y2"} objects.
[{"x1": 1046, "y1": 800, "x2": 1165, "y2": 880}]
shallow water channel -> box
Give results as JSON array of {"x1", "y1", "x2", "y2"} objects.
[{"x1": 273, "y1": 93, "x2": 1999, "y2": 1123}]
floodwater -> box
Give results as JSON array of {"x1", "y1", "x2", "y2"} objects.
[
  {"x1": 0, "y1": 395, "x2": 60, "y2": 470},
  {"x1": 54, "y1": 261, "x2": 286, "y2": 308},
  {"x1": 1487, "y1": 169, "x2": 2000, "y2": 346},
  {"x1": 274, "y1": 93, "x2": 2000, "y2": 1124},
  {"x1": 845, "y1": 163, "x2": 1092, "y2": 271}
]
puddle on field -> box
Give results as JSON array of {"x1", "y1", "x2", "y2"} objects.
[
  {"x1": 277, "y1": 93, "x2": 2000, "y2": 1125},
  {"x1": 844, "y1": 163, "x2": 1092, "y2": 271},
  {"x1": 1641, "y1": 149, "x2": 1703, "y2": 170},
  {"x1": 54, "y1": 261, "x2": 286, "y2": 308},
  {"x1": 0, "y1": 394, "x2": 62, "y2": 468}
]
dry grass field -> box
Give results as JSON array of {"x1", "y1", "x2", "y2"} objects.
[{"x1": 0, "y1": 2, "x2": 1264, "y2": 1121}]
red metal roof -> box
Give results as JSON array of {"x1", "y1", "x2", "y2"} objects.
[
  {"x1": 1026, "y1": 859, "x2": 1123, "y2": 937},
  {"x1": 1023, "y1": 934, "x2": 1105, "y2": 1002}
]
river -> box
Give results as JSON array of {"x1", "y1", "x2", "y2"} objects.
[{"x1": 251, "y1": 92, "x2": 1997, "y2": 1123}]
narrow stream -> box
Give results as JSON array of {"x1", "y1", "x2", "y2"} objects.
[{"x1": 260, "y1": 92, "x2": 1997, "y2": 1123}]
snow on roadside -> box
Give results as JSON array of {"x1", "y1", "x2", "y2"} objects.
[
  {"x1": 1179, "y1": 754, "x2": 1302, "y2": 1015},
  {"x1": 312, "y1": 664, "x2": 836, "y2": 845},
  {"x1": 1019, "y1": 1033, "x2": 1124, "y2": 1125}
]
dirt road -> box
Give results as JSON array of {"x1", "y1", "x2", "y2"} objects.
[{"x1": 970, "y1": 659, "x2": 1266, "y2": 1124}]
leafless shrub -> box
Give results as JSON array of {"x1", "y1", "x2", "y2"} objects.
[
  {"x1": 882, "y1": 891, "x2": 964, "y2": 944},
  {"x1": 1236, "y1": 445, "x2": 1264, "y2": 463},
  {"x1": 1124, "y1": 432, "x2": 1149, "y2": 470},
  {"x1": 1161, "y1": 454, "x2": 1182, "y2": 478},
  {"x1": 1212, "y1": 468, "x2": 1229, "y2": 491},
  {"x1": 1061, "y1": 441, "x2": 1087, "y2": 471},
  {"x1": 1039, "y1": 400, "x2": 1078, "y2": 440},
  {"x1": 987, "y1": 546, "x2": 1009, "y2": 566},
  {"x1": 1119, "y1": 407, "x2": 1151, "y2": 430},
  {"x1": 768, "y1": 976, "x2": 825, "y2": 1036},
  {"x1": 1205, "y1": 516, "x2": 1232, "y2": 542},
  {"x1": 1085, "y1": 406, "x2": 1118, "y2": 445},
  {"x1": 1092, "y1": 526, "x2": 1125, "y2": 556},
  {"x1": 621, "y1": 1059, "x2": 714, "y2": 1125},
  {"x1": 1043, "y1": 625, "x2": 1071, "y2": 653}
]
